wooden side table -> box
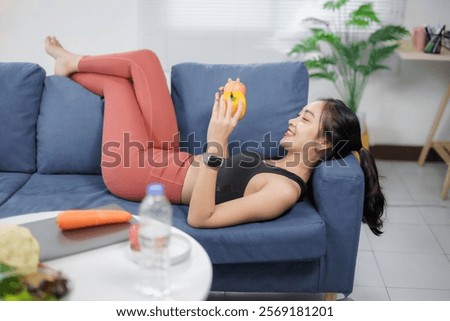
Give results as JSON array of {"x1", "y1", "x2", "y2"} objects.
[{"x1": 397, "y1": 41, "x2": 450, "y2": 199}]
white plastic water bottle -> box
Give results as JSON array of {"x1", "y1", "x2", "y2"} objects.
[{"x1": 138, "y1": 183, "x2": 172, "y2": 298}]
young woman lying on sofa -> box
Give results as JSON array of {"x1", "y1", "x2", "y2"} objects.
[{"x1": 45, "y1": 36, "x2": 385, "y2": 235}]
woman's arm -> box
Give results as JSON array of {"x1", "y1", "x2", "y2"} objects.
[
  {"x1": 188, "y1": 179, "x2": 300, "y2": 228},
  {"x1": 187, "y1": 93, "x2": 242, "y2": 225}
]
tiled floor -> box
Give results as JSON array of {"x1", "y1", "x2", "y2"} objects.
[
  {"x1": 208, "y1": 160, "x2": 450, "y2": 301},
  {"x1": 350, "y1": 160, "x2": 450, "y2": 301}
]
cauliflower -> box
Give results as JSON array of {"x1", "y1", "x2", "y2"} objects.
[{"x1": 0, "y1": 225, "x2": 40, "y2": 274}]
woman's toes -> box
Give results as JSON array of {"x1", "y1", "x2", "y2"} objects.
[{"x1": 45, "y1": 36, "x2": 52, "y2": 47}]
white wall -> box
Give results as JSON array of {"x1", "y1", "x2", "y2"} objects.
[
  {"x1": 1, "y1": 0, "x2": 449, "y2": 146},
  {"x1": 0, "y1": 0, "x2": 137, "y2": 73}
]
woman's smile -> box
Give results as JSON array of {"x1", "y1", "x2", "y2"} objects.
[{"x1": 284, "y1": 126, "x2": 296, "y2": 137}]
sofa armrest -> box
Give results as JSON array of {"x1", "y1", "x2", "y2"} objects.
[{"x1": 311, "y1": 154, "x2": 364, "y2": 296}]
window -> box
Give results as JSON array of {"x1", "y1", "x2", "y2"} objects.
[{"x1": 137, "y1": 0, "x2": 406, "y2": 71}]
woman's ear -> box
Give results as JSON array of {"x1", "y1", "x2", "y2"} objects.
[{"x1": 315, "y1": 138, "x2": 330, "y2": 151}]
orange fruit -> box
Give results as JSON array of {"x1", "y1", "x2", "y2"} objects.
[
  {"x1": 222, "y1": 91, "x2": 246, "y2": 120},
  {"x1": 223, "y1": 78, "x2": 246, "y2": 95},
  {"x1": 221, "y1": 78, "x2": 247, "y2": 121}
]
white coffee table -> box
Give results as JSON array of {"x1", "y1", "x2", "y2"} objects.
[{"x1": 0, "y1": 211, "x2": 212, "y2": 301}]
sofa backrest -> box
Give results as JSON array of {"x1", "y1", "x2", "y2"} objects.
[
  {"x1": 171, "y1": 61, "x2": 309, "y2": 158},
  {"x1": 36, "y1": 76, "x2": 104, "y2": 174},
  {"x1": 1, "y1": 61, "x2": 309, "y2": 175},
  {"x1": 0, "y1": 62, "x2": 45, "y2": 173}
]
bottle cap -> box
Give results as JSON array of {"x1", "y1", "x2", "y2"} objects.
[{"x1": 146, "y1": 183, "x2": 165, "y2": 196}]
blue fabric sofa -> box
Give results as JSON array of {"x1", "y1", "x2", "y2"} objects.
[{"x1": 0, "y1": 61, "x2": 364, "y2": 298}]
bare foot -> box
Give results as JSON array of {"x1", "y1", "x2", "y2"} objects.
[{"x1": 45, "y1": 36, "x2": 82, "y2": 76}]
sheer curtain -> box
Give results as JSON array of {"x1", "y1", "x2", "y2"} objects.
[{"x1": 137, "y1": 0, "x2": 406, "y2": 72}]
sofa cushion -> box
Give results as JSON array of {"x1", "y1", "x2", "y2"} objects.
[
  {"x1": 171, "y1": 62, "x2": 309, "y2": 158},
  {"x1": 172, "y1": 200, "x2": 326, "y2": 264},
  {"x1": 36, "y1": 76, "x2": 104, "y2": 174},
  {"x1": 0, "y1": 62, "x2": 45, "y2": 173},
  {"x1": 0, "y1": 173, "x2": 31, "y2": 208},
  {"x1": 0, "y1": 174, "x2": 139, "y2": 219}
]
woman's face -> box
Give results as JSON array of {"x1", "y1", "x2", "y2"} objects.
[{"x1": 280, "y1": 101, "x2": 326, "y2": 154}]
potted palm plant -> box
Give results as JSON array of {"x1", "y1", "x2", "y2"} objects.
[{"x1": 289, "y1": 0, "x2": 408, "y2": 148}]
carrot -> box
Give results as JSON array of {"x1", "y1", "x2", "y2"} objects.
[{"x1": 56, "y1": 210, "x2": 132, "y2": 230}]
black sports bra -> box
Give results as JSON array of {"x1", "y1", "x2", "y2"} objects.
[{"x1": 215, "y1": 152, "x2": 306, "y2": 204}]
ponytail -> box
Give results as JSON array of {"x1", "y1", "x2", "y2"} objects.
[
  {"x1": 359, "y1": 148, "x2": 386, "y2": 236},
  {"x1": 319, "y1": 98, "x2": 386, "y2": 236}
]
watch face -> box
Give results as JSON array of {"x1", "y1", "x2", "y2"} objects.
[{"x1": 207, "y1": 155, "x2": 223, "y2": 168}]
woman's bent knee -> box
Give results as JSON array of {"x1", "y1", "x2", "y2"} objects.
[{"x1": 135, "y1": 49, "x2": 158, "y2": 62}]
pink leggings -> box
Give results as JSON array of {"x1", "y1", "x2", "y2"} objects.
[{"x1": 71, "y1": 50, "x2": 193, "y2": 203}]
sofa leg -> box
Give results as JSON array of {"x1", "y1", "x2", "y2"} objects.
[{"x1": 323, "y1": 292, "x2": 337, "y2": 301}]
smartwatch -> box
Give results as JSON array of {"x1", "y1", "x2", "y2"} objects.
[{"x1": 203, "y1": 154, "x2": 224, "y2": 168}]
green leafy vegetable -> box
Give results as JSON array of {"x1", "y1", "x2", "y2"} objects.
[
  {"x1": 1, "y1": 263, "x2": 62, "y2": 301},
  {"x1": 0, "y1": 263, "x2": 23, "y2": 298}
]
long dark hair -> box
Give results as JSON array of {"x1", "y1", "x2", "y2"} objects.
[{"x1": 319, "y1": 98, "x2": 386, "y2": 236}]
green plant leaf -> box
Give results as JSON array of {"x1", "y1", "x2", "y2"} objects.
[
  {"x1": 354, "y1": 65, "x2": 371, "y2": 75},
  {"x1": 368, "y1": 44, "x2": 399, "y2": 66},
  {"x1": 323, "y1": 0, "x2": 348, "y2": 11},
  {"x1": 303, "y1": 17, "x2": 330, "y2": 29},
  {"x1": 304, "y1": 56, "x2": 337, "y2": 71},
  {"x1": 368, "y1": 64, "x2": 390, "y2": 73},
  {"x1": 290, "y1": 29, "x2": 345, "y2": 56},
  {"x1": 311, "y1": 27, "x2": 326, "y2": 34},
  {"x1": 311, "y1": 29, "x2": 346, "y2": 54},
  {"x1": 343, "y1": 41, "x2": 368, "y2": 67},
  {"x1": 346, "y1": 3, "x2": 381, "y2": 28},
  {"x1": 369, "y1": 24, "x2": 409, "y2": 44},
  {"x1": 309, "y1": 71, "x2": 337, "y2": 81},
  {"x1": 289, "y1": 36, "x2": 319, "y2": 55},
  {"x1": 355, "y1": 64, "x2": 390, "y2": 76}
]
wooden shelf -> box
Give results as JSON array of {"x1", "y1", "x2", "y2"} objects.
[{"x1": 396, "y1": 40, "x2": 450, "y2": 61}]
